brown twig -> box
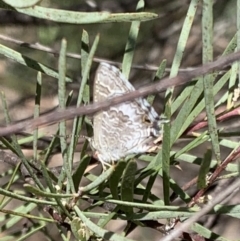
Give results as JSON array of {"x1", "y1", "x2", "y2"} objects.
[
  {"x1": 186, "y1": 106, "x2": 240, "y2": 134},
  {"x1": 0, "y1": 33, "x2": 201, "y2": 73},
  {"x1": 160, "y1": 178, "x2": 240, "y2": 241},
  {"x1": 190, "y1": 146, "x2": 240, "y2": 206},
  {"x1": 0, "y1": 50, "x2": 240, "y2": 136}
]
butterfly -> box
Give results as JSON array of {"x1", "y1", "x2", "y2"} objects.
[{"x1": 90, "y1": 62, "x2": 163, "y2": 165}]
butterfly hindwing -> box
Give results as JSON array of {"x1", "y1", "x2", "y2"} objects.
[{"x1": 92, "y1": 62, "x2": 162, "y2": 163}]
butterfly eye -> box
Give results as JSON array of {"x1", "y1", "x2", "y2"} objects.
[{"x1": 143, "y1": 114, "x2": 151, "y2": 124}]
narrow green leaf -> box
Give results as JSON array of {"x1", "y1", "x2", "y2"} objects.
[
  {"x1": 14, "y1": 6, "x2": 110, "y2": 24},
  {"x1": 0, "y1": 187, "x2": 56, "y2": 205},
  {"x1": 0, "y1": 203, "x2": 36, "y2": 233},
  {"x1": 23, "y1": 184, "x2": 72, "y2": 198},
  {"x1": 121, "y1": 159, "x2": 137, "y2": 214},
  {"x1": 80, "y1": 166, "x2": 115, "y2": 193},
  {"x1": 72, "y1": 155, "x2": 91, "y2": 191},
  {"x1": 191, "y1": 222, "x2": 229, "y2": 241},
  {"x1": 0, "y1": 44, "x2": 72, "y2": 82},
  {"x1": 33, "y1": 72, "x2": 42, "y2": 160},
  {"x1": 175, "y1": 70, "x2": 230, "y2": 141},
  {"x1": 170, "y1": 0, "x2": 200, "y2": 78},
  {"x1": 147, "y1": 59, "x2": 167, "y2": 104},
  {"x1": 68, "y1": 33, "x2": 98, "y2": 167},
  {"x1": 202, "y1": 0, "x2": 221, "y2": 165},
  {"x1": 0, "y1": 92, "x2": 44, "y2": 190},
  {"x1": 109, "y1": 160, "x2": 127, "y2": 200},
  {"x1": 171, "y1": 77, "x2": 204, "y2": 144},
  {"x1": 142, "y1": 170, "x2": 158, "y2": 202},
  {"x1": 162, "y1": 101, "x2": 171, "y2": 205},
  {"x1": 197, "y1": 149, "x2": 212, "y2": 189},
  {"x1": 74, "y1": 206, "x2": 135, "y2": 241},
  {"x1": 122, "y1": 0, "x2": 144, "y2": 77},
  {"x1": 57, "y1": 39, "x2": 75, "y2": 192},
  {"x1": 2, "y1": 0, "x2": 41, "y2": 8},
  {"x1": 0, "y1": 3, "x2": 158, "y2": 24},
  {"x1": 227, "y1": 62, "x2": 238, "y2": 108},
  {"x1": 104, "y1": 12, "x2": 158, "y2": 23},
  {"x1": 174, "y1": 131, "x2": 209, "y2": 158}
]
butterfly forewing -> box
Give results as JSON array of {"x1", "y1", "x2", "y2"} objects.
[{"x1": 92, "y1": 62, "x2": 162, "y2": 164}]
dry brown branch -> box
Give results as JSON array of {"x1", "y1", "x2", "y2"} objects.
[
  {"x1": 0, "y1": 50, "x2": 240, "y2": 136},
  {"x1": 160, "y1": 178, "x2": 240, "y2": 241}
]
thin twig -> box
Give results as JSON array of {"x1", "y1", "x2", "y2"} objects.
[
  {"x1": 0, "y1": 33, "x2": 204, "y2": 73},
  {"x1": 160, "y1": 178, "x2": 240, "y2": 241},
  {"x1": 0, "y1": 50, "x2": 240, "y2": 136}
]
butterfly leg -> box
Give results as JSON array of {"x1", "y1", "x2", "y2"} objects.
[{"x1": 95, "y1": 152, "x2": 113, "y2": 170}]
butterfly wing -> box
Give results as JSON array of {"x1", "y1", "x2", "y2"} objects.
[{"x1": 92, "y1": 62, "x2": 162, "y2": 163}]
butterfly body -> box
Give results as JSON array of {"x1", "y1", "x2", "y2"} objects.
[{"x1": 91, "y1": 62, "x2": 163, "y2": 164}]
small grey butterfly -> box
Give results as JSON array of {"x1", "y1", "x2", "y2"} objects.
[{"x1": 90, "y1": 62, "x2": 163, "y2": 164}]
